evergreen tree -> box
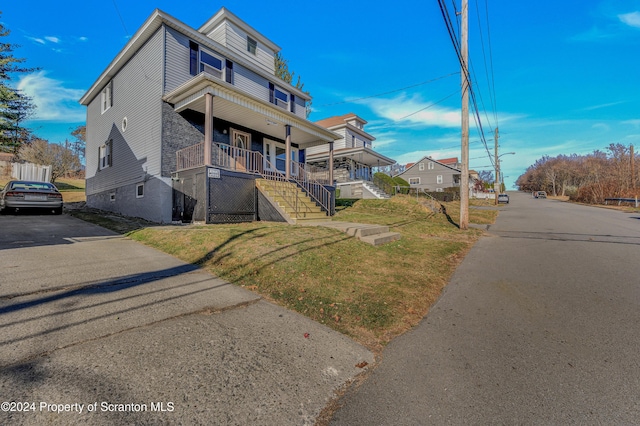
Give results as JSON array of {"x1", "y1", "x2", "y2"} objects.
[
  {"x1": 0, "y1": 12, "x2": 38, "y2": 152},
  {"x1": 274, "y1": 52, "x2": 312, "y2": 118}
]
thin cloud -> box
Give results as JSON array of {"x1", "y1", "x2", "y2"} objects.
[
  {"x1": 26, "y1": 36, "x2": 46, "y2": 45},
  {"x1": 619, "y1": 11, "x2": 640, "y2": 28},
  {"x1": 45, "y1": 36, "x2": 61, "y2": 43},
  {"x1": 360, "y1": 94, "x2": 462, "y2": 129},
  {"x1": 17, "y1": 71, "x2": 86, "y2": 122},
  {"x1": 580, "y1": 101, "x2": 625, "y2": 111}
]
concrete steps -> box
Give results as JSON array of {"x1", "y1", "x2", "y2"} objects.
[{"x1": 307, "y1": 221, "x2": 401, "y2": 246}]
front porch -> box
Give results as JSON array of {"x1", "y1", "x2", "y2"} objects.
[{"x1": 174, "y1": 142, "x2": 335, "y2": 224}]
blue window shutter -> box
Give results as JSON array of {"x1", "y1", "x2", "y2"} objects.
[{"x1": 189, "y1": 41, "x2": 198, "y2": 76}]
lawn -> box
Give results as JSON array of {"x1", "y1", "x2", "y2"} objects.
[{"x1": 126, "y1": 196, "x2": 497, "y2": 352}]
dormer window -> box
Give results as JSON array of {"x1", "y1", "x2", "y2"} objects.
[
  {"x1": 247, "y1": 37, "x2": 257, "y2": 55},
  {"x1": 101, "y1": 81, "x2": 113, "y2": 114}
]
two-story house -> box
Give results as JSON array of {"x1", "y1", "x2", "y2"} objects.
[
  {"x1": 80, "y1": 8, "x2": 338, "y2": 224},
  {"x1": 306, "y1": 113, "x2": 395, "y2": 199},
  {"x1": 397, "y1": 156, "x2": 462, "y2": 192}
]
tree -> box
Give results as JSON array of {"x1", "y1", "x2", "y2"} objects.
[
  {"x1": 19, "y1": 138, "x2": 81, "y2": 183},
  {"x1": 70, "y1": 125, "x2": 86, "y2": 163},
  {"x1": 0, "y1": 12, "x2": 38, "y2": 152},
  {"x1": 274, "y1": 52, "x2": 312, "y2": 118}
]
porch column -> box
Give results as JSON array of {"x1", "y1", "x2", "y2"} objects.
[
  {"x1": 204, "y1": 93, "x2": 213, "y2": 166},
  {"x1": 328, "y1": 141, "x2": 334, "y2": 185},
  {"x1": 285, "y1": 125, "x2": 291, "y2": 179}
]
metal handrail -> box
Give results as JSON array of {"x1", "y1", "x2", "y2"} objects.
[
  {"x1": 290, "y1": 160, "x2": 332, "y2": 214},
  {"x1": 212, "y1": 143, "x2": 323, "y2": 218}
]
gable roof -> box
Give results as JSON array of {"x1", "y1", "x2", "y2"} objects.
[
  {"x1": 80, "y1": 8, "x2": 306, "y2": 106},
  {"x1": 401, "y1": 156, "x2": 461, "y2": 174},
  {"x1": 314, "y1": 113, "x2": 375, "y2": 141},
  {"x1": 439, "y1": 157, "x2": 459, "y2": 165}
]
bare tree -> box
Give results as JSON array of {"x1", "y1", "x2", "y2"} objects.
[{"x1": 18, "y1": 139, "x2": 81, "y2": 182}]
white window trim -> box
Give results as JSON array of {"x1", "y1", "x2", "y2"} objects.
[
  {"x1": 428, "y1": 162, "x2": 434, "y2": 170},
  {"x1": 263, "y1": 139, "x2": 298, "y2": 175},
  {"x1": 99, "y1": 141, "x2": 112, "y2": 170},
  {"x1": 136, "y1": 183, "x2": 144, "y2": 199},
  {"x1": 101, "y1": 81, "x2": 112, "y2": 114},
  {"x1": 437, "y1": 175, "x2": 443, "y2": 184},
  {"x1": 418, "y1": 163, "x2": 424, "y2": 171},
  {"x1": 409, "y1": 177, "x2": 420, "y2": 185}
]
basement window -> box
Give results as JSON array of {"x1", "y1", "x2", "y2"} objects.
[{"x1": 136, "y1": 183, "x2": 144, "y2": 198}]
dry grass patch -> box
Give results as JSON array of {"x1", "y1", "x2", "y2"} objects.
[{"x1": 128, "y1": 196, "x2": 496, "y2": 351}]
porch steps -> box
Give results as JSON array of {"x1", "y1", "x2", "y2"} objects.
[
  {"x1": 362, "y1": 181, "x2": 391, "y2": 199},
  {"x1": 307, "y1": 221, "x2": 401, "y2": 246},
  {"x1": 256, "y1": 179, "x2": 328, "y2": 224}
]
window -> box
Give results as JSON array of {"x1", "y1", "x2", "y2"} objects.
[
  {"x1": 418, "y1": 162, "x2": 424, "y2": 171},
  {"x1": 437, "y1": 175, "x2": 443, "y2": 184},
  {"x1": 189, "y1": 41, "x2": 224, "y2": 79},
  {"x1": 274, "y1": 88, "x2": 288, "y2": 109},
  {"x1": 101, "y1": 81, "x2": 113, "y2": 114},
  {"x1": 428, "y1": 162, "x2": 434, "y2": 170},
  {"x1": 247, "y1": 37, "x2": 257, "y2": 54},
  {"x1": 436, "y1": 188, "x2": 443, "y2": 192},
  {"x1": 136, "y1": 183, "x2": 144, "y2": 198},
  {"x1": 200, "y1": 50, "x2": 223, "y2": 77},
  {"x1": 99, "y1": 140, "x2": 112, "y2": 170},
  {"x1": 409, "y1": 177, "x2": 420, "y2": 185}
]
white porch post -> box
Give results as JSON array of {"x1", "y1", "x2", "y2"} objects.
[
  {"x1": 328, "y1": 142, "x2": 334, "y2": 185},
  {"x1": 204, "y1": 93, "x2": 213, "y2": 166},
  {"x1": 285, "y1": 125, "x2": 291, "y2": 179}
]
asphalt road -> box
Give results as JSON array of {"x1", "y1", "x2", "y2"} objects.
[{"x1": 332, "y1": 192, "x2": 640, "y2": 425}]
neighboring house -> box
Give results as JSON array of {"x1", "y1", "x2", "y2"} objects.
[
  {"x1": 306, "y1": 113, "x2": 395, "y2": 199},
  {"x1": 397, "y1": 156, "x2": 462, "y2": 192},
  {"x1": 80, "y1": 8, "x2": 338, "y2": 224}
]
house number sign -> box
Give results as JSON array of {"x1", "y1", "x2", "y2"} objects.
[{"x1": 208, "y1": 168, "x2": 221, "y2": 179}]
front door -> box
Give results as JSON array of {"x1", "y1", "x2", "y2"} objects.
[{"x1": 231, "y1": 129, "x2": 251, "y2": 171}]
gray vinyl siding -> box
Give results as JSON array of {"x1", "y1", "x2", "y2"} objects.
[
  {"x1": 164, "y1": 27, "x2": 194, "y2": 94},
  {"x1": 85, "y1": 27, "x2": 168, "y2": 221},
  {"x1": 398, "y1": 160, "x2": 459, "y2": 191},
  {"x1": 234, "y1": 63, "x2": 270, "y2": 100},
  {"x1": 208, "y1": 21, "x2": 275, "y2": 74}
]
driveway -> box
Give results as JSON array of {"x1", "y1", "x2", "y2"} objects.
[
  {"x1": 331, "y1": 192, "x2": 640, "y2": 424},
  {"x1": 0, "y1": 213, "x2": 373, "y2": 425}
]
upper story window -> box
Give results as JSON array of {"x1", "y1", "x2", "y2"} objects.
[
  {"x1": 419, "y1": 163, "x2": 425, "y2": 171},
  {"x1": 428, "y1": 162, "x2": 435, "y2": 170},
  {"x1": 189, "y1": 41, "x2": 224, "y2": 79},
  {"x1": 269, "y1": 85, "x2": 289, "y2": 109},
  {"x1": 437, "y1": 175, "x2": 443, "y2": 184},
  {"x1": 101, "y1": 81, "x2": 113, "y2": 114},
  {"x1": 247, "y1": 37, "x2": 257, "y2": 55}
]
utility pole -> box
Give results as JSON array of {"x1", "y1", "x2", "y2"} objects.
[
  {"x1": 631, "y1": 144, "x2": 635, "y2": 190},
  {"x1": 459, "y1": 0, "x2": 469, "y2": 230},
  {"x1": 494, "y1": 128, "x2": 499, "y2": 205}
]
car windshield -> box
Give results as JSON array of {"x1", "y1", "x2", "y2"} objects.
[{"x1": 10, "y1": 182, "x2": 56, "y2": 191}]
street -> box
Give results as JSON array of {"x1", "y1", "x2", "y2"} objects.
[{"x1": 331, "y1": 192, "x2": 640, "y2": 424}]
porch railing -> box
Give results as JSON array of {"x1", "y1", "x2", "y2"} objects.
[
  {"x1": 176, "y1": 141, "x2": 333, "y2": 216},
  {"x1": 176, "y1": 142, "x2": 204, "y2": 171},
  {"x1": 213, "y1": 143, "x2": 331, "y2": 217}
]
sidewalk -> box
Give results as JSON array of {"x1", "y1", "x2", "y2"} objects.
[{"x1": 0, "y1": 216, "x2": 373, "y2": 425}]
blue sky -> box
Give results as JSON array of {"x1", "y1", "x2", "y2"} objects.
[{"x1": 3, "y1": 0, "x2": 640, "y2": 188}]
